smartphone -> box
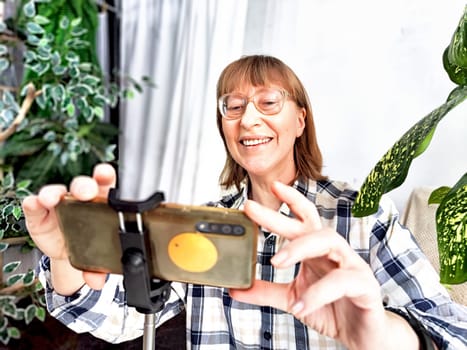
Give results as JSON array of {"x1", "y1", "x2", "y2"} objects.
[{"x1": 55, "y1": 195, "x2": 258, "y2": 289}]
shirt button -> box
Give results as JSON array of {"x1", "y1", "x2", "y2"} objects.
[{"x1": 263, "y1": 331, "x2": 272, "y2": 340}]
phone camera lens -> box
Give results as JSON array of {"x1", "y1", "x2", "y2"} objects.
[
  {"x1": 233, "y1": 225, "x2": 245, "y2": 235},
  {"x1": 221, "y1": 225, "x2": 232, "y2": 234}
]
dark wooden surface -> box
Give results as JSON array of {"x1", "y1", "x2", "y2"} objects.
[{"x1": 0, "y1": 311, "x2": 186, "y2": 350}]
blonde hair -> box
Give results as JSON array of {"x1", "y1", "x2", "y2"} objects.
[{"x1": 216, "y1": 55, "x2": 327, "y2": 190}]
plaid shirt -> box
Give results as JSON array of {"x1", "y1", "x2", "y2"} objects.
[{"x1": 38, "y1": 178, "x2": 467, "y2": 349}]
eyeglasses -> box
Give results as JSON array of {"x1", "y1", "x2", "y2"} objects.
[{"x1": 218, "y1": 88, "x2": 289, "y2": 120}]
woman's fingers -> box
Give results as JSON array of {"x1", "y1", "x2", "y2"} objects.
[
  {"x1": 93, "y1": 163, "x2": 117, "y2": 198},
  {"x1": 83, "y1": 271, "x2": 108, "y2": 290},
  {"x1": 290, "y1": 268, "x2": 381, "y2": 319},
  {"x1": 271, "y1": 229, "x2": 363, "y2": 269},
  {"x1": 271, "y1": 181, "x2": 321, "y2": 228},
  {"x1": 230, "y1": 280, "x2": 290, "y2": 312},
  {"x1": 68, "y1": 163, "x2": 116, "y2": 201},
  {"x1": 37, "y1": 184, "x2": 68, "y2": 208},
  {"x1": 244, "y1": 181, "x2": 322, "y2": 240},
  {"x1": 22, "y1": 185, "x2": 67, "y2": 234}
]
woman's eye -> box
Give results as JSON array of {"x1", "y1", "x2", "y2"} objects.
[
  {"x1": 259, "y1": 99, "x2": 279, "y2": 108},
  {"x1": 227, "y1": 103, "x2": 243, "y2": 111}
]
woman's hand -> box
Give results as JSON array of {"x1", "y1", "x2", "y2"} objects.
[
  {"x1": 22, "y1": 163, "x2": 116, "y2": 294},
  {"x1": 230, "y1": 181, "x2": 419, "y2": 350}
]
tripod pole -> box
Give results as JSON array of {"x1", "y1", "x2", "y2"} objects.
[{"x1": 143, "y1": 313, "x2": 156, "y2": 350}]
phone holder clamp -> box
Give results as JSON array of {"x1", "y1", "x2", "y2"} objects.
[{"x1": 108, "y1": 188, "x2": 171, "y2": 315}]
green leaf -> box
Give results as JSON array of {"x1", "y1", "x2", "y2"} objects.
[
  {"x1": 93, "y1": 106, "x2": 104, "y2": 119},
  {"x1": 0, "y1": 243, "x2": 9, "y2": 253},
  {"x1": 35, "y1": 306, "x2": 46, "y2": 321},
  {"x1": 7, "y1": 327, "x2": 20, "y2": 340},
  {"x1": 3, "y1": 261, "x2": 20, "y2": 274},
  {"x1": 47, "y1": 142, "x2": 62, "y2": 156},
  {"x1": 2, "y1": 90, "x2": 17, "y2": 110},
  {"x1": 71, "y1": 27, "x2": 88, "y2": 37},
  {"x1": 82, "y1": 75, "x2": 100, "y2": 86},
  {"x1": 65, "y1": 52, "x2": 80, "y2": 64},
  {"x1": 443, "y1": 6, "x2": 467, "y2": 85},
  {"x1": 437, "y1": 173, "x2": 467, "y2": 284},
  {"x1": 15, "y1": 150, "x2": 59, "y2": 190},
  {"x1": 24, "y1": 49, "x2": 37, "y2": 63},
  {"x1": 429, "y1": 186, "x2": 451, "y2": 205},
  {"x1": 6, "y1": 274, "x2": 24, "y2": 286},
  {"x1": 52, "y1": 84, "x2": 66, "y2": 102},
  {"x1": 26, "y1": 34, "x2": 40, "y2": 46},
  {"x1": 14, "y1": 309, "x2": 24, "y2": 321},
  {"x1": 71, "y1": 18, "x2": 82, "y2": 27},
  {"x1": 30, "y1": 62, "x2": 50, "y2": 76},
  {"x1": 2, "y1": 172, "x2": 14, "y2": 189},
  {"x1": 2, "y1": 303, "x2": 16, "y2": 317},
  {"x1": 25, "y1": 305, "x2": 36, "y2": 325},
  {"x1": 26, "y1": 22, "x2": 45, "y2": 35},
  {"x1": 50, "y1": 51, "x2": 61, "y2": 66},
  {"x1": 23, "y1": 1, "x2": 36, "y2": 18},
  {"x1": 59, "y1": 16, "x2": 70, "y2": 29},
  {"x1": 0, "y1": 137, "x2": 46, "y2": 158},
  {"x1": 0, "y1": 316, "x2": 6, "y2": 332},
  {"x1": 446, "y1": 7, "x2": 467, "y2": 68},
  {"x1": 64, "y1": 102, "x2": 75, "y2": 117},
  {"x1": 33, "y1": 15, "x2": 50, "y2": 25},
  {"x1": 352, "y1": 86, "x2": 467, "y2": 217},
  {"x1": 0, "y1": 332, "x2": 8, "y2": 346},
  {"x1": 17, "y1": 179, "x2": 32, "y2": 189},
  {"x1": 23, "y1": 269, "x2": 35, "y2": 286},
  {"x1": 2, "y1": 204, "x2": 13, "y2": 218},
  {"x1": 35, "y1": 93, "x2": 46, "y2": 109},
  {"x1": 12, "y1": 206, "x2": 22, "y2": 221},
  {"x1": 52, "y1": 65, "x2": 67, "y2": 76}
]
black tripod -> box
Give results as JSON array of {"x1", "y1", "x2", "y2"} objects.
[{"x1": 108, "y1": 189, "x2": 172, "y2": 350}]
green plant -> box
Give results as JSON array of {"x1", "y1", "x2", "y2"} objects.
[
  {"x1": 1, "y1": 0, "x2": 119, "y2": 190},
  {"x1": 352, "y1": 6, "x2": 467, "y2": 285},
  {"x1": 0, "y1": 0, "x2": 147, "y2": 345}
]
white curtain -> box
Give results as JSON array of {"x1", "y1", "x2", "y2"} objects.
[{"x1": 119, "y1": 0, "x2": 248, "y2": 203}]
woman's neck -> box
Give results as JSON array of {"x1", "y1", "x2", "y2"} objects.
[{"x1": 248, "y1": 173, "x2": 296, "y2": 211}]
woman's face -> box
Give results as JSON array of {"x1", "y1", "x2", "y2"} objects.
[{"x1": 221, "y1": 85, "x2": 306, "y2": 181}]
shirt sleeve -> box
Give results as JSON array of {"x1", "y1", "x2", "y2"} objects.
[
  {"x1": 37, "y1": 255, "x2": 186, "y2": 344},
  {"x1": 369, "y1": 196, "x2": 467, "y2": 350}
]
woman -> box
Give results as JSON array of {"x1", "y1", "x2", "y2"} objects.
[{"x1": 22, "y1": 55, "x2": 466, "y2": 349}]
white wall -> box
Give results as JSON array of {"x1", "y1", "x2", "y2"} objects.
[{"x1": 231, "y1": 0, "x2": 467, "y2": 211}]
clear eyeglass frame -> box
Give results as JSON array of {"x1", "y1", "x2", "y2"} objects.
[{"x1": 218, "y1": 87, "x2": 290, "y2": 120}]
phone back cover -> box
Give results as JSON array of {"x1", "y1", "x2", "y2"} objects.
[{"x1": 56, "y1": 199, "x2": 257, "y2": 289}]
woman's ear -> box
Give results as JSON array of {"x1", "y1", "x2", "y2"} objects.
[{"x1": 296, "y1": 107, "x2": 306, "y2": 137}]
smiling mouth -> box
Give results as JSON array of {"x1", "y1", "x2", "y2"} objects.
[{"x1": 241, "y1": 138, "x2": 272, "y2": 147}]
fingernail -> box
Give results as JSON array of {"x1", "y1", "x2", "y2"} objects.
[
  {"x1": 290, "y1": 300, "x2": 304, "y2": 315},
  {"x1": 271, "y1": 250, "x2": 288, "y2": 265}
]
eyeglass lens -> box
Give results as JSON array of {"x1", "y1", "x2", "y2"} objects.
[{"x1": 219, "y1": 88, "x2": 286, "y2": 119}]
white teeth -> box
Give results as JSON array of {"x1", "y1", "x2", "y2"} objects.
[{"x1": 242, "y1": 138, "x2": 271, "y2": 146}]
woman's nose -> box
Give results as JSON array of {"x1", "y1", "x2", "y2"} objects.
[{"x1": 240, "y1": 102, "x2": 263, "y2": 127}]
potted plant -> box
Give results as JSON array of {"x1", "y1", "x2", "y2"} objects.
[
  {"x1": 0, "y1": 0, "x2": 145, "y2": 344},
  {"x1": 352, "y1": 5, "x2": 467, "y2": 285}
]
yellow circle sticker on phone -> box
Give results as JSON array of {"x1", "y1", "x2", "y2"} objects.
[{"x1": 168, "y1": 233, "x2": 218, "y2": 272}]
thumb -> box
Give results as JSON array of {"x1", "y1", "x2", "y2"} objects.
[
  {"x1": 229, "y1": 280, "x2": 290, "y2": 311},
  {"x1": 83, "y1": 271, "x2": 108, "y2": 290}
]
